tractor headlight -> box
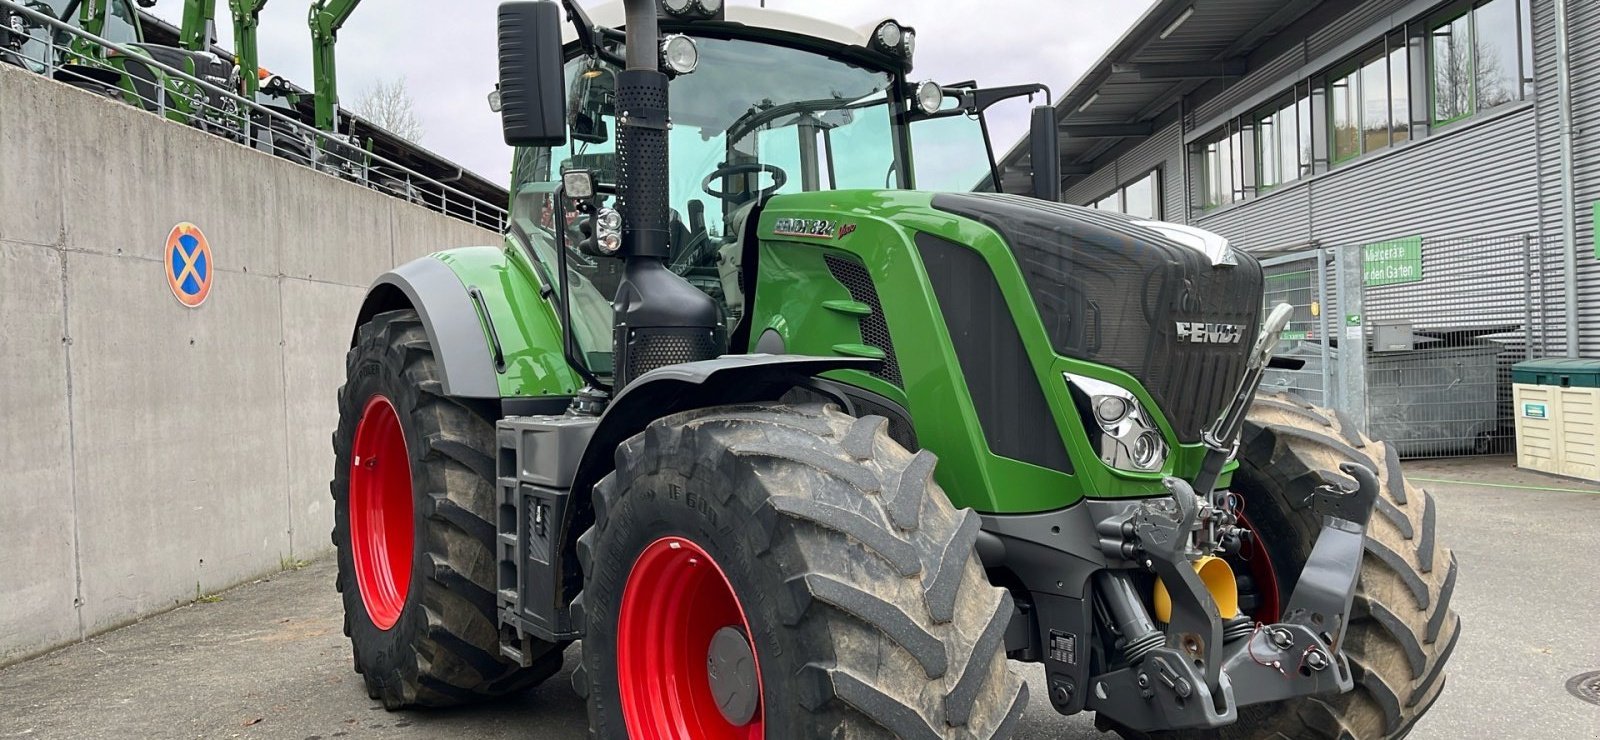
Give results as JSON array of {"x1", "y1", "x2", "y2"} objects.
[
  {"x1": 594, "y1": 208, "x2": 623, "y2": 256},
  {"x1": 1066, "y1": 373, "x2": 1170, "y2": 473}
]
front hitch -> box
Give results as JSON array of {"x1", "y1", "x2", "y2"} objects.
[{"x1": 1086, "y1": 464, "x2": 1380, "y2": 732}]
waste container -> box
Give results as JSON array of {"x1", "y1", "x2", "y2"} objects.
[
  {"x1": 1512, "y1": 359, "x2": 1600, "y2": 483},
  {"x1": 1264, "y1": 329, "x2": 1508, "y2": 457}
]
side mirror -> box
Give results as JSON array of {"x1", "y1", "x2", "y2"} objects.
[
  {"x1": 1029, "y1": 105, "x2": 1061, "y2": 202},
  {"x1": 498, "y1": 1, "x2": 567, "y2": 147}
]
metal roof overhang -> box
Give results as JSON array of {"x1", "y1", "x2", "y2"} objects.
[{"x1": 998, "y1": 0, "x2": 1331, "y2": 194}]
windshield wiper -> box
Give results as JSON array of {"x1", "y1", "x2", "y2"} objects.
[{"x1": 723, "y1": 93, "x2": 883, "y2": 145}]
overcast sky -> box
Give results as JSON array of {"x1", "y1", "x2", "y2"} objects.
[{"x1": 146, "y1": 1, "x2": 1154, "y2": 186}]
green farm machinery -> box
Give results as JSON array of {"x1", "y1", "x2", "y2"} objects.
[
  {"x1": 0, "y1": 0, "x2": 244, "y2": 131},
  {"x1": 331, "y1": 2, "x2": 1459, "y2": 737}
]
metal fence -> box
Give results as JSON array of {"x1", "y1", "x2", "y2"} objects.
[
  {"x1": 1353, "y1": 233, "x2": 1544, "y2": 458},
  {"x1": 1259, "y1": 234, "x2": 1546, "y2": 459},
  {"x1": 0, "y1": 0, "x2": 506, "y2": 232},
  {"x1": 1259, "y1": 249, "x2": 1335, "y2": 407}
]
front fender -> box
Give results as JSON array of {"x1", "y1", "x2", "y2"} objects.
[{"x1": 570, "y1": 354, "x2": 879, "y2": 500}]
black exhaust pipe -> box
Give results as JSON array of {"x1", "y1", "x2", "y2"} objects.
[{"x1": 610, "y1": 0, "x2": 723, "y2": 388}]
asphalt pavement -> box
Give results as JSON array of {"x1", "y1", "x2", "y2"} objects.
[{"x1": 1, "y1": 457, "x2": 1596, "y2": 739}]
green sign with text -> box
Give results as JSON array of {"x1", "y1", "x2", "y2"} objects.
[
  {"x1": 1363, "y1": 236, "x2": 1423, "y2": 287},
  {"x1": 1592, "y1": 202, "x2": 1600, "y2": 259}
]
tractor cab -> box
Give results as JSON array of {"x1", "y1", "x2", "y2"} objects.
[
  {"x1": 2, "y1": 0, "x2": 144, "y2": 72},
  {"x1": 507, "y1": 2, "x2": 1047, "y2": 379}
]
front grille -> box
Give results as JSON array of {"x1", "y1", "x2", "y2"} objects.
[
  {"x1": 824, "y1": 255, "x2": 902, "y2": 386},
  {"x1": 933, "y1": 193, "x2": 1263, "y2": 443}
]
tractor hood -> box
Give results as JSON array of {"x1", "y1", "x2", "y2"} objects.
[{"x1": 931, "y1": 193, "x2": 1264, "y2": 443}]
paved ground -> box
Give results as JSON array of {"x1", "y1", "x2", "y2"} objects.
[{"x1": 2, "y1": 457, "x2": 1597, "y2": 739}]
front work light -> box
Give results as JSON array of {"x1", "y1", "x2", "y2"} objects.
[
  {"x1": 661, "y1": 34, "x2": 699, "y2": 75},
  {"x1": 660, "y1": 0, "x2": 723, "y2": 20},
  {"x1": 1066, "y1": 373, "x2": 1170, "y2": 473},
  {"x1": 915, "y1": 80, "x2": 943, "y2": 114},
  {"x1": 870, "y1": 19, "x2": 916, "y2": 63},
  {"x1": 563, "y1": 170, "x2": 596, "y2": 200},
  {"x1": 875, "y1": 20, "x2": 903, "y2": 49}
]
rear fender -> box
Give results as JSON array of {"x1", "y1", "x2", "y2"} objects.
[{"x1": 353, "y1": 247, "x2": 579, "y2": 400}]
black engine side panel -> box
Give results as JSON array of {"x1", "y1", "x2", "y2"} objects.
[{"x1": 917, "y1": 233, "x2": 1074, "y2": 474}]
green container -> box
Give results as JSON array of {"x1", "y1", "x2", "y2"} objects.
[{"x1": 1512, "y1": 358, "x2": 1600, "y2": 388}]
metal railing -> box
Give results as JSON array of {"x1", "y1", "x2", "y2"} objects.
[{"x1": 0, "y1": 0, "x2": 507, "y2": 232}]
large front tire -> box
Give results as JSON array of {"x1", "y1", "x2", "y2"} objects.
[
  {"x1": 331, "y1": 309, "x2": 563, "y2": 708},
  {"x1": 1121, "y1": 393, "x2": 1460, "y2": 739},
  {"x1": 576, "y1": 403, "x2": 1028, "y2": 739}
]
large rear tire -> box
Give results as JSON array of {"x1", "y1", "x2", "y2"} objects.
[
  {"x1": 576, "y1": 403, "x2": 1028, "y2": 739},
  {"x1": 331, "y1": 309, "x2": 564, "y2": 708},
  {"x1": 1116, "y1": 392, "x2": 1460, "y2": 739}
]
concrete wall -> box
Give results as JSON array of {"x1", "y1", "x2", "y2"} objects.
[{"x1": 0, "y1": 62, "x2": 503, "y2": 666}]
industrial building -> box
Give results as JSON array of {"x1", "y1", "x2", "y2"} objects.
[{"x1": 1000, "y1": 0, "x2": 1596, "y2": 357}]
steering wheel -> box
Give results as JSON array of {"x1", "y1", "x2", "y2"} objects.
[{"x1": 702, "y1": 162, "x2": 788, "y2": 204}]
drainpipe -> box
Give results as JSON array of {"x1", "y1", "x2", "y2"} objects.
[{"x1": 1554, "y1": 0, "x2": 1580, "y2": 356}]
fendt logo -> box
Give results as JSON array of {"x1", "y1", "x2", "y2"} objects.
[{"x1": 1175, "y1": 321, "x2": 1244, "y2": 344}]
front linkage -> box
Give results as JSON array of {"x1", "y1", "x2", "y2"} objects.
[{"x1": 1085, "y1": 467, "x2": 1378, "y2": 731}]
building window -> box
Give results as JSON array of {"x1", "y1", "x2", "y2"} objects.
[
  {"x1": 1087, "y1": 169, "x2": 1162, "y2": 218},
  {"x1": 1327, "y1": 38, "x2": 1409, "y2": 166},
  {"x1": 1200, "y1": 123, "x2": 1247, "y2": 209},
  {"x1": 1123, "y1": 171, "x2": 1159, "y2": 218},
  {"x1": 1189, "y1": 0, "x2": 1533, "y2": 216},
  {"x1": 1430, "y1": 0, "x2": 1528, "y2": 126},
  {"x1": 1254, "y1": 86, "x2": 1314, "y2": 191}
]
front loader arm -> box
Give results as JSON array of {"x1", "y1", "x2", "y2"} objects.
[
  {"x1": 178, "y1": 0, "x2": 217, "y2": 50},
  {"x1": 72, "y1": 0, "x2": 108, "y2": 59},
  {"x1": 228, "y1": 0, "x2": 266, "y2": 96},
  {"x1": 308, "y1": 0, "x2": 358, "y2": 131}
]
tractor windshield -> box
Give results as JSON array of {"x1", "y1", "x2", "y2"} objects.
[
  {"x1": 536, "y1": 36, "x2": 900, "y2": 231},
  {"x1": 509, "y1": 33, "x2": 994, "y2": 378}
]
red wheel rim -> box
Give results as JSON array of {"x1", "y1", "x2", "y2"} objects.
[
  {"x1": 1233, "y1": 508, "x2": 1282, "y2": 622},
  {"x1": 349, "y1": 395, "x2": 414, "y2": 631},
  {"x1": 618, "y1": 536, "x2": 765, "y2": 740}
]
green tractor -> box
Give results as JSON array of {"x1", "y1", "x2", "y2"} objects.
[
  {"x1": 331, "y1": 2, "x2": 1458, "y2": 737},
  {"x1": 1, "y1": 0, "x2": 244, "y2": 134}
]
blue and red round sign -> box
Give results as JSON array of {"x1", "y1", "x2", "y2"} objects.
[{"x1": 165, "y1": 223, "x2": 213, "y2": 307}]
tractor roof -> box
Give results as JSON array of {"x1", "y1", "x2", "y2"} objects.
[{"x1": 563, "y1": 3, "x2": 884, "y2": 51}]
